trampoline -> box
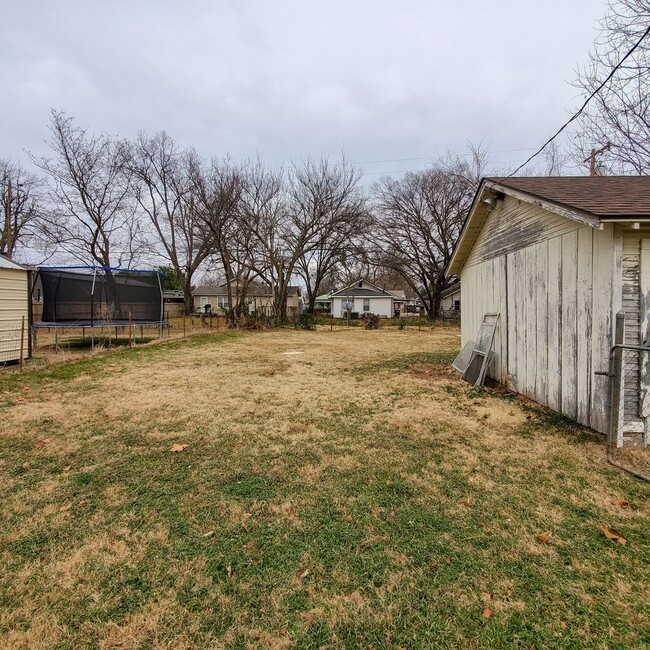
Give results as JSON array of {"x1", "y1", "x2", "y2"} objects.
[{"x1": 33, "y1": 266, "x2": 167, "y2": 348}]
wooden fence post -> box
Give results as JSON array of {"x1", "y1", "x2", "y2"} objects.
[{"x1": 19, "y1": 316, "x2": 25, "y2": 370}]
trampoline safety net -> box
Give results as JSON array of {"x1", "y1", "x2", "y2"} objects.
[{"x1": 38, "y1": 268, "x2": 163, "y2": 324}]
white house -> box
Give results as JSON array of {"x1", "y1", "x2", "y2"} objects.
[
  {"x1": 447, "y1": 175, "x2": 650, "y2": 435},
  {"x1": 330, "y1": 280, "x2": 394, "y2": 318},
  {"x1": 440, "y1": 282, "x2": 461, "y2": 315}
]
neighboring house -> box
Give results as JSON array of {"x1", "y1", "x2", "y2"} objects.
[
  {"x1": 330, "y1": 280, "x2": 394, "y2": 318},
  {"x1": 193, "y1": 282, "x2": 302, "y2": 316},
  {"x1": 440, "y1": 282, "x2": 461, "y2": 315},
  {"x1": 0, "y1": 255, "x2": 30, "y2": 363},
  {"x1": 447, "y1": 175, "x2": 650, "y2": 435},
  {"x1": 314, "y1": 292, "x2": 333, "y2": 312},
  {"x1": 387, "y1": 289, "x2": 407, "y2": 317}
]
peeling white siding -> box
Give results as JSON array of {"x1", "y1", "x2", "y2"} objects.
[{"x1": 460, "y1": 201, "x2": 615, "y2": 434}]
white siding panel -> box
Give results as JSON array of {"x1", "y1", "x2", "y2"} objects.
[
  {"x1": 590, "y1": 224, "x2": 614, "y2": 433},
  {"x1": 546, "y1": 237, "x2": 562, "y2": 413},
  {"x1": 524, "y1": 246, "x2": 537, "y2": 401},
  {"x1": 561, "y1": 231, "x2": 578, "y2": 420},
  {"x1": 535, "y1": 242, "x2": 548, "y2": 405},
  {"x1": 576, "y1": 228, "x2": 593, "y2": 426}
]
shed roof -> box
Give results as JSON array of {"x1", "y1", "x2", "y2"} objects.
[
  {"x1": 489, "y1": 176, "x2": 650, "y2": 219},
  {"x1": 447, "y1": 176, "x2": 650, "y2": 277},
  {"x1": 0, "y1": 255, "x2": 28, "y2": 271}
]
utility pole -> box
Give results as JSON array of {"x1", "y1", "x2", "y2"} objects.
[{"x1": 585, "y1": 143, "x2": 612, "y2": 176}]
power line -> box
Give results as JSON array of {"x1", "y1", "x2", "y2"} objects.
[{"x1": 505, "y1": 23, "x2": 650, "y2": 178}]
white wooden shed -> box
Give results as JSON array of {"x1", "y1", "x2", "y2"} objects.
[
  {"x1": 0, "y1": 255, "x2": 30, "y2": 363},
  {"x1": 447, "y1": 176, "x2": 650, "y2": 434}
]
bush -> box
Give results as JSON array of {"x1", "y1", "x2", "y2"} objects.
[
  {"x1": 297, "y1": 312, "x2": 316, "y2": 330},
  {"x1": 364, "y1": 313, "x2": 380, "y2": 330}
]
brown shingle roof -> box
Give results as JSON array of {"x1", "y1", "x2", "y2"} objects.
[{"x1": 488, "y1": 176, "x2": 650, "y2": 219}]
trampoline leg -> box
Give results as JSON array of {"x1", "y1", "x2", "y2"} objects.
[
  {"x1": 91, "y1": 328, "x2": 94, "y2": 350},
  {"x1": 55, "y1": 327, "x2": 58, "y2": 353}
]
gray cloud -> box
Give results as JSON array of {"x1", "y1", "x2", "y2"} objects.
[{"x1": 1, "y1": 0, "x2": 606, "y2": 175}]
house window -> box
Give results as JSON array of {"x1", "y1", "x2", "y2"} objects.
[
  {"x1": 363, "y1": 298, "x2": 370, "y2": 312},
  {"x1": 454, "y1": 299, "x2": 460, "y2": 311},
  {"x1": 200, "y1": 296, "x2": 208, "y2": 308},
  {"x1": 218, "y1": 296, "x2": 229, "y2": 310}
]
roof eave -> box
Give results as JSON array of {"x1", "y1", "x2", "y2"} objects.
[{"x1": 446, "y1": 179, "x2": 604, "y2": 277}]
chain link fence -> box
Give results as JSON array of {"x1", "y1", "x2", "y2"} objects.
[{"x1": 606, "y1": 344, "x2": 650, "y2": 480}]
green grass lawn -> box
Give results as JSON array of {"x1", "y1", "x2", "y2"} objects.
[{"x1": 0, "y1": 328, "x2": 648, "y2": 649}]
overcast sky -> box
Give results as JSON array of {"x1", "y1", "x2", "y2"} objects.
[{"x1": 1, "y1": 0, "x2": 606, "y2": 178}]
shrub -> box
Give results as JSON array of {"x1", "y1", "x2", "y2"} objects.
[
  {"x1": 297, "y1": 312, "x2": 316, "y2": 330},
  {"x1": 365, "y1": 313, "x2": 380, "y2": 330}
]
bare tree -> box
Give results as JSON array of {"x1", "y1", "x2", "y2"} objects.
[
  {"x1": 291, "y1": 158, "x2": 369, "y2": 313},
  {"x1": 0, "y1": 159, "x2": 43, "y2": 258},
  {"x1": 32, "y1": 110, "x2": 141, "y2": 268},
  {"x1": 189, "y1": 154, "x2": 249, "y2": 327},
  {"x1": 370, "y1": 158, "x2": 478, "y2": 319},
  {"x1": 572, "y1": 0, "x2": 650, "y2": 173},
  {"x1": 237, "y1": 161, "x2": 289, "y2": 322},
  {"x1": 126, "y1": 132, "x2": 213, "y2": 314}
]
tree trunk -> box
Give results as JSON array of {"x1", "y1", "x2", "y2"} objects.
[{"x1": 183, "y1": 277, "x2": 194, "y2": 316}]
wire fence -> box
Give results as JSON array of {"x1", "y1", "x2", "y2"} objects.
[
  {"x1": 607, "y1": 345, "x2": 650, "y2": 479},
  {"x1": 0, "y1": 324, "x2": 28, "y2": 366}
]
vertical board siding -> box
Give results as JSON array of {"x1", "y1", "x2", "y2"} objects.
[
  {"x1": 590, "y1": 225, "x2": 614, "y2": 433},
  {"x1": 535, "y1": 242, "x2": 548, "y2": 406},
  {"x1": 547, "y1": 237, "x2": 563, "y2": 413},
  {"x1": 462, "y1": 218, "x2": 613, "y2": 432},
  {"x1": 561, "y1": 231, "x2": 579, "y2": 421},
  {"x1": 525, "y1": 246, "x2": 537, "y2": 401},
  {"x1": 576, "y1": 228, "x2": 593, "y2": 425},
  {"x1": 506, "y1": 253, "x2": 518, "y2": 392}
]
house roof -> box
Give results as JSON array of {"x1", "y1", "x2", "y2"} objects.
[
  {"x1": 0, "y1": 255, "x2": 28, "y2": 271},
  {"x1": 489, "y1": 176, "x2": 650, "y2": 220},
  {"x1": 330, "y1": 280, "x2": 394, "y2": 298},
  {"x1": 194, "y1": 282, "x2": 300, "y2": 298},
  {"x1": 447, "y1": 175, "x2": 650, "y2": 277},
  {"x1": 440, "y1": 282, "x2": 461, "y2": 299}
]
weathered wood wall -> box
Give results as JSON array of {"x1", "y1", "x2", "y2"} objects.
[{"x1": 460, "y1": 196, "x2": 615, "y2": 433}]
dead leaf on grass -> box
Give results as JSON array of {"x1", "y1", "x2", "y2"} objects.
[
  {"x1": 611, "y1": 499, "x2": 630, "y2": 509},
  {"x1": 202, "y1": 530, "x2": 215, "y2": 538},
  {"x1": 536, "y1": 532, "x2": 552, "y2": 544},
  {"x1": 170, "y1": 443, "x2": 188, "y2": 453},
  {"x1": 299, "y1": 569, "x2": 309, "y2": 580},
  {"x1": 483, "y1": 607, "x2": 493, "y2": 619},
  {"x1": 63, "y1": 465, "x2": 72, "y2": 473},
  {"x1": 226, "y1": 565, "x2": 233, "y2": 578},
  {"x1": 34, "y1": 438, "x2": 51, "y2": 448},
  {"x1": 22, "y1": 462, "x2": 30, "y2": 470},
  {"x1": 599, "y1": 526, "x2": 627, "y2": 545},
  {"x1": 457, "y1": 499, "x2": 468, "y2": 506},
  {"x1": 59, "y1": 503, "x2": 72, "y2": 512}
]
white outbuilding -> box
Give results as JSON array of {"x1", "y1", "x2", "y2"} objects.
[
  {"x1": 0, "y1": 255, "x2": 30, "y2": 363},
  {"x1": 447, "y1": 176, "x2": 650, "y2": 434}
]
